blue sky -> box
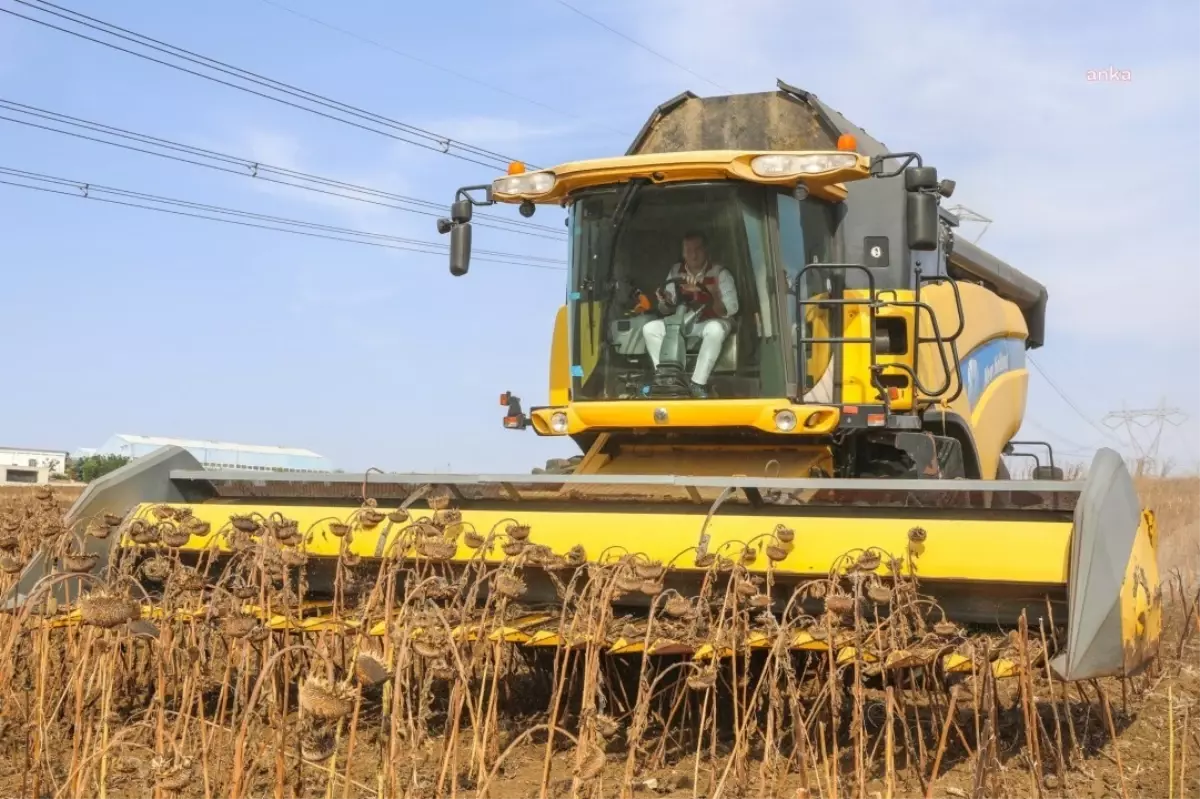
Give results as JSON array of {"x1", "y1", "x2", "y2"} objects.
[{"x1": 1, "y1": 0, "x2": 1197, "y2": 473}]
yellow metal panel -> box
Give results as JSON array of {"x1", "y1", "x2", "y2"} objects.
[
  {"x1": 132, "y1": 502, "x2": 1073, "y2": 584},
  {"x1": 839, "y1": 290, "x2": 879, "y2": 406},
  {"x1": 493, "y1": 150, "x2": 867, "y2": 205},
  {"x1": 1120, "y1": 510, "x2": 1162, "y2": 673},
  {"x1": 609, "y1": 638, "x2": 645, "y2": 655},
  {"x1": 589, "y1": 444, "x2": 832, "y2": 478},
  {"x1": 575, "y1": 301, "x2": 602, "y2": 390},
  {"x1": 832, "y1": 289, "x2": 920, "y2": 409},
  {"x1": 918, "y1": 282, "x2": 1028, "y2": 415},
  {"x1": 545, "y1": 399, "x2": 840, "y2": 436},
  {"x1": 970, "y1": 369, "x2": 1029, "y2": 479},
  {"x1": 549, "y1": 305, "x2": 569, "y2": 407}
]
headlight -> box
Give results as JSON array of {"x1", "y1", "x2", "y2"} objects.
[
  {"x1": 750, "y1": 153, "x2": 859, "y2": 178},
  {"x1": 774, "y1": 410, "x2": 798, "y2": 432},
  {"x1": 492, "y1": 171, "x2": 556, "y2": 197},
  {"x1": 550, "y1": 412, "x2": 568, "y2": 434}
]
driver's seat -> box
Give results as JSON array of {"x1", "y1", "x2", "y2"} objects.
[{"x1": 683, "y1": 316, "x2": 740, "y2": 373}]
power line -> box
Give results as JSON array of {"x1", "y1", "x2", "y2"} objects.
[
  {"x1": 3, "y1": 0, "x2": 533, "y2": 171},
  {"x1": 253, "y1": 0, "x2": 632, "y2": 140},
  {"x1": 0, "y1": 166, "x2": 565, "y2": 270},
  {"x1": 0, "y1": 98, "x2": 564, "y2": 240},
  {"x1": 552, "y1": 0, "x2": 732, "y2": 93},
  {"x1": 1026, "y1": 355, "x2": 1126, "y2": 447}
]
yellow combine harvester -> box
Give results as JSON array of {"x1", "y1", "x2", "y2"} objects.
[{"x1": 9, "y1": 81, "x2": 1159, "y2": 684}]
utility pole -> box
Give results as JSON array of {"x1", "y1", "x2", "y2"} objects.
[{"x1": 1102, "y1": 398, "x2": 1188, "y2": 474}]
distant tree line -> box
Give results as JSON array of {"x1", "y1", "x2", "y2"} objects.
[{"x1": 62, "y1": 454, "x2": 131, "y2": 483}]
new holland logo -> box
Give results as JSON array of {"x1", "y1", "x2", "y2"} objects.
[
  {"x1": 965, "y1": 343, "x2": 1014, "y2": 407},
  {"x1": 982, "y1": 348, "x2": 1011, "y2": 389}
]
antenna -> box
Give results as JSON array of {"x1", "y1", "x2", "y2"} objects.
[{"x1": 944, "y1": 204, "x2": 993, "y2": 243}]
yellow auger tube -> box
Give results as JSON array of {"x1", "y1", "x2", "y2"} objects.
[{"x1": 127, "y1": 502, "x2": 1071, "y2": 587}]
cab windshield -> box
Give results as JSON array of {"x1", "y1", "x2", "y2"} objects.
[{"x1": 566, "y1": 181, "x2": 788, "y2": 401}]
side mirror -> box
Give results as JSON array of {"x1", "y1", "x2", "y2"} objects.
[
  {"x1": 451, "y1": 199, "x2": 473, "y2": 224},
  {"x1": 906, "y1": 192, "x2": 938, "y2": 251},
  {"x1": 449, "y1": 222, "x2": 472, "y2": 276}
]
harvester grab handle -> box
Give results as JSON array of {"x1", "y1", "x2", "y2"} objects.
[
  {"x1": 454, "y1": 184, "x2": 494, "y2": 206},
  {"x1": 870, "y1": 151, "x2": 923, "y2": 178}
]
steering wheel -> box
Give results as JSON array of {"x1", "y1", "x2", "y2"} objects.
[{"x1": 660, "y1": 276, "x2": 714, "y2": 312}]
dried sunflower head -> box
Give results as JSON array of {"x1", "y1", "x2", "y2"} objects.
[
  {"x1": 230, "y1": 515, "x2": 260, "y2": 534},
  {"x1": 856, "y1": 551, "x2": 882, "y2": 572},
  {"x1": 664, "y1": 596, "x2": 692, "y2": 618},
  {"x1": 129, "y1": 520, "x2": 159, "y2": 545},
  {"x1": 80, "y1": 592, "x2": 140, "y2": 629},
  {"x1": 354, "y1": 651, "x2": 390, "y2": 686},
  {"x1": 418, "y1": 539, "x2": 457, "y2": 562},
  {"x1": 222, "y1": 614, "x2": 258, "y2": 639},
  {"x1": 298, "y1": 674, "x2": 355, "y2": 720},
  {"x1": 824, "y1": 594, "x2": 856, "y2": 616},
  {"x1": 933, "y1": 620, "x2": 960, "y2": 638},
  {"x1": 160, "y1": 522, "x2": 191, "y2": 548},
  {"x1": 62, "y1": 552, "x2": 99, "y2": 574},
  {"x1": 359, "y1": 509, "x2": 385, "y2": 529},
  {"x1": 328, "y1": 522, "x2": 351, "y2": 538},
  {"x1": 301, "y1": 727, "x2": 336, "y2": 762},
  {"x1": 505, "y1": 522, "x2": 531, "y2": 541},
  {"x1": 141, "y1": 556, "x2": 173, "y2": 582},
  {"x1": 595, "y1": 714, "x2": 619, "y2": 739},
  {"x1": 773, "y1": 524, "x2": 795, "y2": 544},
  {"x1": 614, "y1": 573, "x2": 642, "y2": 595},
  {"x1": 748, "y1": 594, "x2": 771, "y2": 609},
  {"x1": 150, "y1": 504, "x2": 176, "y2": 521},
  {"x1": 635, "y1": 561, "x2": 664, "y2": 580},
  {"x1": 867, "y1": 584, "x2": 893, "y2": 605},
  {"x1": 495, "y1": 571, "x2": 526, "y2": 600},
  {"x1": 426, "y1": 488, "x2": 454, "y2": 511}
]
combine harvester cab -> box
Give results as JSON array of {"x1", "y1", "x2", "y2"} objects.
[{"x1": 3, "y1": 80, "x2": 1160, "y2": 687}]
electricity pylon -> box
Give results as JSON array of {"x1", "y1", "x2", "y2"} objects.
[{"x1": 1103, "y1": 398, "x2": 1188, "y2": 473}]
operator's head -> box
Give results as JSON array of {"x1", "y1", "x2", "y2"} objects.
[{"x1": 681, "y1": 231, "x2": 708, "y2": 271}]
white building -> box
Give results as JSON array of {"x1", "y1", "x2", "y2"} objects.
[
  {"x1": 0, "y1": 447, "x2": 69, "y2": 484},
  {"x1": 94, "y1": 434, "x2": 333, "y2": 473}
]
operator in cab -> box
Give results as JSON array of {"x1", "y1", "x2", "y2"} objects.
[{"x1": 642, "y1": 231, "x2": 739, "y2": 399}]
